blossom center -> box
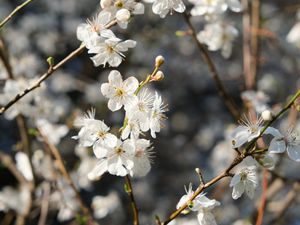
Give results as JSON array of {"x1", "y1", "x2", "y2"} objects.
[
  {"x1": 97, "y1": 131, "x2": 106, "y2": 138},
  {"x1": 115, "y1": 147, "x2": 124, "y2": 155},
  {"x1": 116, "y1": 88, "x2": 125, "y2": 97},
  {"x1": 115, "y1": 0, "x2": 124, "y2": 8}
]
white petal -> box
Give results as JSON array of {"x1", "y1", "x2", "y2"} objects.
[
  {"x1": 268, "y1": 138, "x2": 286, "y2": 153},
  {"x1": 108, "y1": 70, "x2": 123, "y2": 86},
  {"x1": 88, "y1": 160, "x2": 108, "y2": 180},
  {"x1": 287, "y1": 145, "x2": 300, "y2": 162},
  {"x1": 232, "y1": 182, "x2": 244, "y2": 199},
  {"x1": 108, "y1": 98, "x2": 122, "y2": 111}
]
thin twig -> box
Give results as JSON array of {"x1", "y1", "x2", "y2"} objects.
[
  {"x1": 161, "y1": 89, "x2": 300, "y2": 225},
  {"x1": 0, "y1": 19, "x2": 117, "y2": 115},
  {"x1": 0, "y1": 0, "x2": 35, "y2": 30},
  {"x1": 183, "y1": 12, "x2": 240, "y2": 120},
  {"x1": 125, "y1": 175, "x2": 139, "y2": 225}
]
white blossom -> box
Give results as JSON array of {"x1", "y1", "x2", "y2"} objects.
[
  {"x1": 268, "y1": 127, "x2": 300, "y2": 162},
  {"x1": 88, "y1": 31, "x2": 136, "y2": 67},
  {"x1": 92, "y1": 191, "x2": 121, "y2": 219},
  {"x1": 231, "y1": 114, "x2": 264, "y2": 148},
  {"x1": 130, "y1": 138, "x2": 153, "y2": 177},
  {"x1": 197, "y1": 21, "x2": 238, "y2": 58},
  {"x1": 101, "y1": 0, "x2": 145, "y2": 29},
  {"x1": 73, "y1": 108, "x2": 117, "y2": 148},
  {"x1": 88, "y1": 139, "x2": 135, "y2": 179},
  {"x1": 149, "y1": 92, "x2": 168, "y2": 138},
  {"x1": 229, "y1": 157, "x2": 257, "y2": 199},
  {"x1": 101, "y1": 70, "x2": 139, "y2": 111},
  {"x1": 77, "y1": 10, "x2": 112, "y2": 48},
  {"x1": 177, "y1": 184, "x2": 220, "y2": 225},
  {"x1": 145, "y1": 0, "x2": 186, "y2": 18}
]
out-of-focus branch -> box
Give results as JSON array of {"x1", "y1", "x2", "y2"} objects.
[
  {"x1": 0, "y1": 19, "x2": 117, "y2": 115},
  {"x1": 0, "y1": 0, "x2": 35, "y2": 30},
  {"x1": 250, "y1": 0, "x2": 261, "y2": 89},
  {"x1": 37, "y1": 183, "x2": 51, "y2": 225},
  {"x1": 38, "y1": 129, "x2": 99, "y2": 225},
  {"x1": 183, "y1": 12, "x2": 240, "y2": 120},
  {"x1": 242, "y1": 0, "x2": 253, "y2": 89},
  {"x1": 125, "y1": 175, "x2": 139, "y2": 225}
]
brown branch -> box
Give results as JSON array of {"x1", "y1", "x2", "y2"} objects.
[
  {"x1": 0, "y1": 0, "x2": 35, "y2": 30},
  {"x1": 255, "y1": 169, "x2": 268, "y2": 225},
  {"x1": 125, "y1": 175, "x2": 139, "y2": 225},
  {"x1": 183, "y1": 12, "x2": 240, "y2": 120},
  {"x1": 37, "y1": 182, "x2": 51, "y2": 225},
  {"x1": 242, "y1": 0, "x2": 253, "y2": 90},
  {"x1": 161, "y1": 89, "x2": 300, "y2": 225},
  {"x1": 250, "y1": 0, "x2": 261, "y2": 89},
  {"x1": 0, "y1": 19, "x2": 117, "y2": 115}
]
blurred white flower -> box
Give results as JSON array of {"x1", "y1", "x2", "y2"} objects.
[
  {"x1": 268, "y1": 127, "x2": 300, "y2": 162},
  {"x1": 15, "y1": 152, "x2": 33, "y2": 181},
  {"x1": 197, "y1": 21, "x2": 238, "y2": 58},
  {"x1": 145, "y1": 0, "x2": 186, "y2": 18},
  {"x1": 101, "y1": 70, "x2": 139, "y2": 111},
  {"x1": 286, "y1": 21, "x2": 300, "y2": 48},
  {"x1": 32, "y1": 150, "x2": 56, "y2": 181},
  {"x1": 188, "y1": 0, "x2": 227, "y2": 20},
  {"x1": 92, "y1": 191, "x2": 121, "y2": 218},
  {"x1": 241, "y1": 90, "x2": 270, "y2": 114},
  {"x1": 0, "y1": 78, "x2": 35, "y2": 120},
  {"x1": 36, "y1": 119, "x2": 69, "y2": 145},
  {"x1": 230, "y1": 157, "x2": 257, "y2": 199},
  {"x1": 0, "y1": 186, "x2": 31, "y2": 215}
]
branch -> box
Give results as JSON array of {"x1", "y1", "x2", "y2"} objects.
[
  {"x1": 0, "y1": 0, "x2": 35, "y2": 30},
  {"x1": 0, "y1": 19, "x2": 117, "y2": 115},
  {"x1": 125, "y1": 175, "x2": 139, "y2": 225},
  {"x1": 183, "y1": 12, "x2": 240, "y2": 120}
]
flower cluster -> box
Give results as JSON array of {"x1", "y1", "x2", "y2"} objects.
[
  {"x1": 73, "y1": 68, "x2": 167, "y2": 179},
  {"x1": 188, "y1": 0, "x2": 242, "y2": 58}
]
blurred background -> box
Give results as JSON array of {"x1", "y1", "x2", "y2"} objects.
[{"x1": 0, "y1": 0, "x2": 300, "y2": 225}]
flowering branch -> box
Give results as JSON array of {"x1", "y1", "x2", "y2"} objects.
[
  {"x1": 161, "y1": 88, "x2": 300, "y2": 225},
  {"x1": 0, "y1": 0, "x2": 35, "y2": 30},
  {"x1": 0, "y1": 19, "x2": 117, "y2": 115},
  {"x1": 183, "y1": 12, "x2": 240, "y2": 120},
  {"x1": 125, "y1": 175, "x2": 139, "y2": 225}
]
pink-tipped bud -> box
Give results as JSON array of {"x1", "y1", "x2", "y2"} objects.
[
  {"x1": 151, "y1": 71, "x2": 164, "y2": 82},
  {"x1": 262, "y1": 110, "x2": 273, "y2": 121},
  {"x1": 155, "y1": 55, "x2": 165, "y2": 68}
]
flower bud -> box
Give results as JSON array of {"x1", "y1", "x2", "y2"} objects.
[
  {"x1": 262, "y1": 110, "x2": 272, "y2": 121},
  {"x1": 155, "y1": 55, "x2": 165, "y2": 68},
  {"x1": 116, "y1": 9, "x2": 131, "y2": 22},
  {"x1": 151, "y1": 71, "x2": 164, "y2": 82},
  {"x1": 100, "y1": 0, "x2": 112, "y2": 8}
]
